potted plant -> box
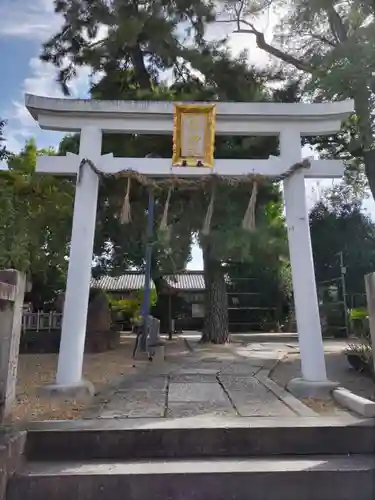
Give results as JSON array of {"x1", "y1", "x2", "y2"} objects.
[{"x1": 345, "y1": 308, "x2": 373, "y2": 375}]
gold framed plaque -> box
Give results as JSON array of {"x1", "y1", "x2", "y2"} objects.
[{"x1": 172, "y1": 103, "x2": 216, "y2": 167}]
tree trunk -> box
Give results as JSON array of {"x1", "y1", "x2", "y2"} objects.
[
  {"x1": 150, "y1": 254, "x2": 169, "y2": 296},
  {"x1": 129, "y1": 45, "x2": 152, "y2": 91},
  {"x1": 201, "y1": 242, "x2": 229, "y2": 343},
  {"x1": 363, "y1": 149, "x2": 375, "y2": 199},
  {"x1": 353, "y1": 88, "x2": 375, "y2": 199}
]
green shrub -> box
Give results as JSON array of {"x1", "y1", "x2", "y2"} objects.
[
  {"x1": 349, "y1": 307, "x2": 369, "y2": 338},
  {"x1": 350, "y1": 307, "x2": 368, "y2": 320},
  {"x1": 108, "y1": 288, "x2": 158, "y2": 323},
  {"x1": 346, "y1": 307, "x2": 373, "y2": 376}
]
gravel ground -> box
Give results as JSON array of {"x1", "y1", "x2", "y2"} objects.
[
  {"x1": 8, "y1": 336, "x2": 149, "y2": 423},
  {"x1": 270, "y1": 340, "x2": 375, "y2": 414},
  {"x1": 12, "y1": 336, "x2": 372, "y2": 421}
]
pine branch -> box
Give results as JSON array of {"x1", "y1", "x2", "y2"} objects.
[
  {"x1": 216, "y1": 0, "x2": 313, "y2": 75},
  {"x1": 233, "y1": 20, "x2": 314, "y2": 73}
]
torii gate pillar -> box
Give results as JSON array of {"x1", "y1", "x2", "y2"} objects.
[{"x1": 281, "y1": 130, "x2": 335, "y2": 398}]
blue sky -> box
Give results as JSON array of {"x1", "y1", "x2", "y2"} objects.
[
  {"x1": 1, "y1": 0, "x2": 374, "y2": 270},
  {"x1": 0, "y1": 0, "x2": 92, "y2": 152},
  {"x1": 0, "y1": 0, "x2": 207, "y2": 268},
  {"x1": 0, "y1": 0, "x2": 268, "y2": 153}
]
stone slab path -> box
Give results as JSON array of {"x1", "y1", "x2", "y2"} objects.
[{"x1": 85, "y1": 338, "x2": 317, "y2": 420}]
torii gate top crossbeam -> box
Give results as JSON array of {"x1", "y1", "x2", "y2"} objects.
[{"x1": 25, "y1": 94, "x2": 354, "y2": 136}]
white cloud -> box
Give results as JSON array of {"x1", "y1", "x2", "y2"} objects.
[
  {"x1": 0, "y1": 0, "x2": 92, "y2": 147},
  {"x1": 23, "y1": 57, "x2": 91, "y2": 98},
  {"x1": 2, "y1": 0, "x2": 108, "y2": 153},
  {"x1": 23, "y1": 59, "x2": 64, "y2": 98},
  {"x1": 4, "y1": 56, "x2": 92, "y2": 153},
  {"x1": 0, "y1": 0, "x2": 61, "y2": 40},
  {"x1": 11, "y1": 101, "x2": 35, "y2": 129}
]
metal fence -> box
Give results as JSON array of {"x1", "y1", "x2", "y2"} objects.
[
  {"x1": 22, "y1": 311, "x2": 62, "y2": 332},
  {"x1": 348, "y1": 292, "x2": 366, "y2": 310},
  {"x1": 226, "y1": 277, "x2": 282, "y2": 333}
]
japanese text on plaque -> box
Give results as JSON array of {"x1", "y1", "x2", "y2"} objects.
[{"x1": 181, "y1": 114, "x2": 205, "y2": 158}]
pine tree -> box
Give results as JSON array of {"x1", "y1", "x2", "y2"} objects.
[
  {"x1": 42, "y1": 0, "x2": 216, "y2": 95},
  {"x1": 43, "y1": 2, "x2": 294, "y2": 343}
]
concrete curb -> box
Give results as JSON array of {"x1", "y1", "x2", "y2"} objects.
[
  {"x1": 183, "y1": 337, "x2": 195, "y2": 352},
  {"x1": 333, "y1": 387, "x2": 375, "y2": 417},
  {"x1": 256, "y1": 370, "x2": 318, "y2": 417},
  {"x1": 266, "y1": 353, "x2": 288, "y2": 379}
]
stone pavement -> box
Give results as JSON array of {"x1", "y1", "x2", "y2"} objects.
[{"x1": 85, "y1": 337, "x2": 317, "y2": 420}]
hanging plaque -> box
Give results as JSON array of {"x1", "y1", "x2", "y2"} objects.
[{"x1": 172, "y1": 103, "x2": 216, "y2": 167}]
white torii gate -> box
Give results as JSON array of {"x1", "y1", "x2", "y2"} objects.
[{"x1": 25, "y1": 94, "x2": 354, "y2": 398}]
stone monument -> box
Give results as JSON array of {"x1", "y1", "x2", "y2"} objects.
[{"x1": 0, "y1": 270, "x2": 26, "y2": 420}]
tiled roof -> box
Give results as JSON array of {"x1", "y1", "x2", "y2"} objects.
[
  {"x1": 166, "y1": 273, "x2": 205, "y2": 290},
  {"x1": 91, "y1": 274, "x2": 154, "y2": 291},
  {"x1": 91, "y1": 272, "x2": 205, "y2": 291}
]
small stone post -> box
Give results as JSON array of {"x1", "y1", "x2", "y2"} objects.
[
  {"x1": 364, "y1": 272, "x2": 375, "y2": 374},
  {"x1": 0, "y1": 270, "x2": 26, "y2": 420}
]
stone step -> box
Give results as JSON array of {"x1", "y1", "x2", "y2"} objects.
[
  {"x1": 23, "y1": 416, "x2": 375, "y2": 461},
  {"x1": 8, "y1": 455, "x2": 375, "y2": 500}
]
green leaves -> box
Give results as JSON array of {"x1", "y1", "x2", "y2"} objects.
[
  {"x1": 0, "y1": 140, "x2": 74, "y2": 274},
  {"x1": 220, "y1": 0, "x2": 375, "y2": 200},
  {"x1": 42, "y1": 0, "x2": 216, "y2": 94},
  {"x1": 44, "y1": 0, "x2": 293, "y2": 290},
  {"x1": 310, "y1": 182, "x2": 375, "y2": 295}
]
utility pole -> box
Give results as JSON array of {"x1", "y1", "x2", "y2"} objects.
[
  {"x1": 338, "y1": 251, "x2": 350, "y2": 336},
  {"x1": 139, "y1": 153, "x2": 159, "y2": 353}
]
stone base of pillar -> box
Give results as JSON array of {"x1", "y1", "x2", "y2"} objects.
[
  {"x1": 38, "y1": 379, "x2": 95, "y2": 401},
  {"x1": 287, "y1": 377, "x2": 339, "y2": 400}
]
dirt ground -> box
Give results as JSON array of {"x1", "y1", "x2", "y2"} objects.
[
  {"x1": 8, "y1": 336, "x2": 145, "y2": 423},
  {"x1": 270, "y1": 340, "x2": 375, "y2": 414},
  {"x1": 11, "y1": 335, "x2": 373, "y2": 422}
]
